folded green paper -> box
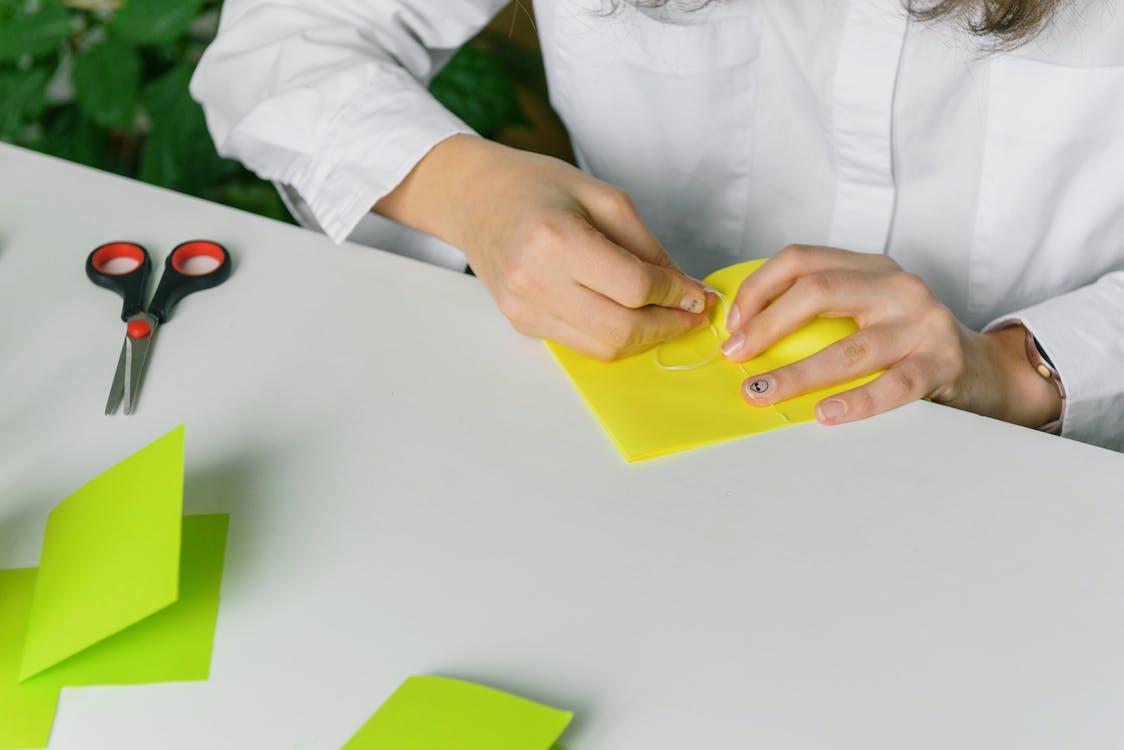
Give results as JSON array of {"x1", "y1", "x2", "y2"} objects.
[
  {"x1": 1, "y1": 426, "x2": 229, "y2": 749},
  {"x1": 0, "y1": 570, "x2": 59, "y2": 749},
  {"x1": 19, "y1": 426, "x2": 186, "y2": 681}
]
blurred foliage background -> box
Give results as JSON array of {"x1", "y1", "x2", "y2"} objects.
[{"x1": 0, "y1": 0, "x2": 569, "y2": 225}]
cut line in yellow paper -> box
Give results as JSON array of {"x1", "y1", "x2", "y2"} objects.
[{"x1": 548, "y1": 259, "x2": 878, "y2": 461}]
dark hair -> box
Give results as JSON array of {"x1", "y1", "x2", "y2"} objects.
[
  {"x1": 616, "y1": 0, "x2": 1064, "y2": 47},
  {"x1": 907, "y1": 0, "x2": 1063, "y2": 47}
]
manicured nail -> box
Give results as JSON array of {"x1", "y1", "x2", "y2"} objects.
[
  {"x1": 681, "y1": 294, "x2": 705, "y2": 314},
  {"x1": 726, "y1": 305, "x2": 741, "y2": 330},
  {"x1": 722, "y1": 333, "x2": 745, "y2": 357},
  {"x1": 744, "y1": 376, "x2": 772, "y2": 399},
  {"x1": 817, "y1": 399, "x2": 846, "y2": 422}
]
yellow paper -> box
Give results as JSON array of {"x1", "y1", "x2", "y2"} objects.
[{"x1": 548, "y1": 260, "x2": 877, "y2": 460}]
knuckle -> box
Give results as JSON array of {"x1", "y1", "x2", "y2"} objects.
[
  {"x1": 524, "y1": 217, "x2": 568, "y2": 249},
  {"x1": 857, "y1": 388, "x2": 879, "y2": 416},
  {"x1": 927, "y1": 307, "x2": 961, "y2": 338},
  {"x1": 777, "y1": 243, "x2": 809, "y2": 267},
  {"x1": 841, "y1": 336, "x2": 870, "y2": 366},
  {"x1": 800, "y1": 272, "x2": 833, "y2": 298},
  {"x1": 589, "y1": 343, "x2": 620, "y2": 362},
  {"x1": 892, "y1": 272, "x2": 932, "y2": 300},
  {"x1": 505, "y1": 260, "x2": 536, "y2": 297},
  {"x1": 496, "y1": 292, "x2": 520, "y2": 321},
  {"x1": 604, "y1": 319, "x2": 638, "y2": 351},
  {"x1": 601, "y1": 187, "x2": 637, "y2": 217},
  {"x1": 873, "y1": 253, "x2": 902, "y2": 271},
  {"x1": 779, "y1": 243, "x2": 807, "y2": 258},
  {"x1": 506, "y1": 310, "x2": 533, "y2": 337},
  {"x1": 620, "y1": 273, "x2": 656, "y2": 308},
  {"x1": 889, "y1": 367, "x2": 920, "y2": 399}
]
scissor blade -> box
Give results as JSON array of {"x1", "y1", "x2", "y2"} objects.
[
  {"x1": 124, "y1": 315, "x2": 159, "y2": 415},
  {"x1": 105, "y1": 338, "x2": 128, "y2": 415}
]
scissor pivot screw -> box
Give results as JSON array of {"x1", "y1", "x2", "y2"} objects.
[{"x1": 127, "y1": 319, "x2": 152, "y2": 340}]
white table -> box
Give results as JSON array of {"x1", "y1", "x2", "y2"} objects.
[{"x1": 3, "y1": 143, "x2": 1124, "y2": 749}]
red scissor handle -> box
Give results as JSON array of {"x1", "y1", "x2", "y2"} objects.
[
  {"x1": 148, "y1": 240, "x2": 232, "y2": 323},
  {"x1": 85, "y1": 242, "x2": 152, "y2": 321}
]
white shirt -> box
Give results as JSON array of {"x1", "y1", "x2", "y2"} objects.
[{"x1": 190, "y1": 0, "x2": 1124, "y2": 451}]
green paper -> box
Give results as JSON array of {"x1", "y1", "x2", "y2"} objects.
[
  {"x1": 23, "y1": 514, "x2": 229, "y2": 689},
  {"x1": 344, "y1": 676, "x2": 573, "y2": 750},
  {"x1": 0, "y1": 569, "x2": 59, "y2": 749},
  {"x1": 19, "y1": 426, "x2": 185, "y2": 681}
]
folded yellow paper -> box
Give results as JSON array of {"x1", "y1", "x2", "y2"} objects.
[{"x1": 548, "y1": 260, "x2": 878, "y2": 461}]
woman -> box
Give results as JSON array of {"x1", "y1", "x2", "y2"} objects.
[{"x1": 191, "y1": 0, "x2": 1124, "y2": 450}]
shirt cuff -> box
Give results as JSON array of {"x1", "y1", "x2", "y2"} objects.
[
  {"x1": 231, "y1": 81, "x2": 474, "y2": 245},
  {"x1": 984, "y1": 278, "x2": 1124, "y2": 451}
]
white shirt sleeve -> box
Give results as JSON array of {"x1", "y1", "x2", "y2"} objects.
[
  {"x1": 986, "y1": 270, "x2": 1124, "y2": 452},
  {"x1": 189, "y1": 0, "x2": 506, "y2": 243}
]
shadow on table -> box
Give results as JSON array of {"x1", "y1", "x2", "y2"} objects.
[
  {"x1": 182, "y1": 439, "x2": 298, "y2": 595},
  {"x1": 0, "y1": 490, "x2": 53, "y2": 565}
]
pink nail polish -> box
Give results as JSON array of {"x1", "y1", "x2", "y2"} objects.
[
  {"x1": 726, "y1": 305, "x2": 741, "y2": 330},
  {"x1": 744, "y1": 376, "x2": 772, "y2": 399},
  {"x1": 818, "y1": 399, "x2": 846, "y2": 422},
  {"x1": 722, "y1": 333, "x2": 745, "y2": 357}
]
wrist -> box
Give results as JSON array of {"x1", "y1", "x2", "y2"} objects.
[
  {"x1": 373, "y1": 134, "x2": 492, "y2": 246},
  {"x1": 985, "y1": 325, "x2": 1063, "y2": 428}
]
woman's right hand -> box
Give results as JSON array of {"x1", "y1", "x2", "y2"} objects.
[{"x1": 376, "y1": 135, "x2": 710, "y2": 360}]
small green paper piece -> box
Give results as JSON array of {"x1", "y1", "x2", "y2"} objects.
[
  {"x1": 0, "y1": 569, "x2": 59, "y2": 750},
  {"x1": 19, "y1": 426, "x2": 185, "y2": 681},
  {"x1": 343, "y1": 676, "x2": 573, "y2": 750}
]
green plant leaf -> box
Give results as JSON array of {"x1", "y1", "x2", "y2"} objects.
[
  {"x1": 109, "y1": 0, "x2": 203, "y2": 45},
  {"x1": 0, "y1": 1, "x2": 71, "y2": 63},
  {"x1": 139, "y1": 64, "x2": 239, "y2": 191},
  {"x1": 74, "y1": 38, "x2": 141, "y2": 130},
  {"x1": 33, "y1": 106, "x2": 110, "y2": 170},
  {"x1": 0, "y1": 68, "x2": 50, "y2": 139},
  {"x1": 428, "y1": 42, "x2": 527, "y2": 137}
]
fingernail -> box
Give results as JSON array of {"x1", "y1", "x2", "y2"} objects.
[
  {"x1": 817, "y1": 399, "x2": 846, "y2": 422},
  {"x1": 726, "y1": 305, "x2": 741, "y2": 329},
  {"x1": 722, "y1": 333, "x2": 745, "y2": 357},
  {"x1": 680, "y1": 294, "x2": 705, "y2": 314},
  {"x1": 744, "y1": 376, "x2": 773, "y2": 399}
]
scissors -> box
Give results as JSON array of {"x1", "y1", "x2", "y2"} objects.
[{"x1": 86, "y1": 240, "x2": 232, "y2": 415}]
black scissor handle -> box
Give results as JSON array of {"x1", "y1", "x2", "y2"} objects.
[
  {"x1": 148, "y1": 240, "x2": 232, "y2": 323},
  {"x1": 86, "y1": 242, "x2": 152, "y2": 321}
]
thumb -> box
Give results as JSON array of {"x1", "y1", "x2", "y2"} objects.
[{"x1": 570, "y1": 227, "x2": 709, "y2": 314}]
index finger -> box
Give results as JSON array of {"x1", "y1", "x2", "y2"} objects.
[
  {"x1": 727, "y1": 245, "x2": 893, "y2": 331},
  {"x1": 566, "y1": 220, "x2": 707, "y2": 313}
]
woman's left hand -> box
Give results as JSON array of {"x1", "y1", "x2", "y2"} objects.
[{"x1": 721, "y1": 244, "x2": 1062, "y2": 428}]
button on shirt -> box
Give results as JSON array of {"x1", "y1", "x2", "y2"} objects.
[{"x1": 191, "y1": 0, "x2": 1124, "y2": 451}]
